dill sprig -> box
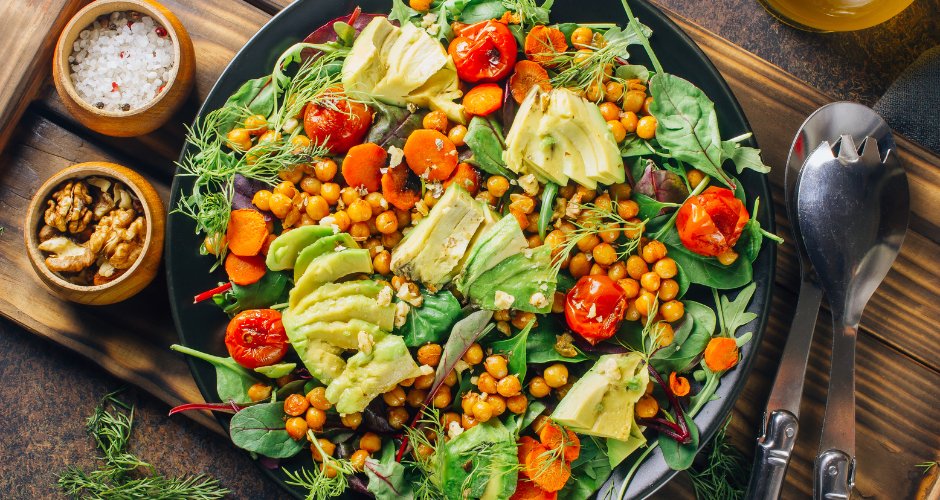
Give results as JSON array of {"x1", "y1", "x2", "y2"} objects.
[
  {"x1": 917, "y1": 461, "x2": 938, "y2": 474},
  {"x1": 686, "y1": 417, "x2": 749, "y2": 500},
  {"x1": 550, "y1": 202, "x2": 645, "y2": 277},
  {"x1": 56, "y1": 389, "x2": 229, "y2": 500},
  {"x1": 404, "y1": 408, "x2": 447, "y2": 500},
  {"x1": 284, "y1": 433, "x2": 357, "y2": 500},
  {"x1": 271, "y1": 50, "x2": 346, "y2": 131},
  {"x1": 546, "y1": 41, "x2": 630, "y2": 94}
]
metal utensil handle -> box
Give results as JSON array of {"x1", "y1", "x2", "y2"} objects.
[
  {"x1": 744, "y1": 410, "x2": 799, "y2": 500},
  {"x1": 814, "y1": 450, "x2": 855, "y2": 500}
]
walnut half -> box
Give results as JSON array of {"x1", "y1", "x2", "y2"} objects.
[
  {"x1": 86, "y1": 208, "x2": 147, "y2": 270},
  {"x1": 45, "y1": 180, "x2": 94, "y2": 233},
  {"x1": 37, "y1": 236, "x2": 96, "y2": 273}
]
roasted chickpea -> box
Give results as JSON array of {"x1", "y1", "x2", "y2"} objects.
[
  {"x1": 642, "y1": 240, "x2": 667, "y2": 263},
  {"x1": 476, "y1": 190, "x2": 497, "y2": 207},
  {"x1": 624, "y1": 301, "x2": 641, "y2": 321},
  {"x1": 593, "y1": 243, "x2": 617, "y2": 266},
  {"x1": 637, "y1": 115, "x2": 657, "y2": 139},
  {"x1": 507, "y1": 395, "x2": 528, "y2": 414},
  {"x1": 461, "y1": 392, "x2": 478, "y2": 415},
  {"x1": 484, "y1": 355, "x2": 509, "y2": 379},
  {"x1": 341, "y1": 412, "x2": 362, "y2": 430},
  {"x1": 617, "y1": 199, "x2": 640, "y2": 219},
  {"x1": 302, "y1": 195, "x2": 328, "y2": 221},
  {"x1": 448, "y1": 124, "x2": 468, "y2": 146},
  {"x1": 251, "y1": 190, "x2": 272, "y2": 211},
  {"x1": 687, "y1": 169, "x2": 706, "y2": 189},
  {"x1": 307, "y1": 387, "x2": 332, "y2": 411},
  {"x1": 375, "y1": 210, "x2": 399, "y2": 235},
  {"x1": 634, "y1": 291, "x2": 656, "y2": 317},
  {"x1": 571, "y1": 26, "x2": 593, "y2": 48},
  {"x1": 387, "y1": 407, "x2": 409, "y2": 429},
  {"x1": 622, "y1": 90, "x2": 646, "y2": 114},
  {"x1": 478, "y1": 372, "x2": 498, "y2": 394},
  {"x1": 306, "y1": 407, "x2": 327, "y2": 431},
  {"x1": 605, "y1": 260, "x2": 626, "y2": 281},
  {"x1": 330, "y1": 211, "x2": 351, "y2": 233},
  {"x1": 472, "y1": 400, "x2": 493, "y2": 422},
  {"x1": 382, "y1": 230, "x2": 403, "y2": 249},
  {"x1": 462, "y1": 413, "x2": 479, "y2": 429},
  {"x1": 443, "y1": 369, "x2": 458, "y2": 387},
  {"x1": 618, "y1": 278, "x2": 641, "y2": 299},
  {"x1": 350, "y1": 449, "x2": 370, "y2": 471},
  {"x1": 422, "y1": 110, "x2": 449, "y2": 132},
  {"x1": 585, "y1": 81, "x2": 603, "y2": 102},
  {"x1": 620, "y1": 111, "x2": 639, "y2": 133},
  {"x1": 544, "y1": 364, "x2": 569, "y2": 388},
  {"x1": 497, "y1": 375, "x2": 522, "y2": 398},
  {"x1": 608, "y1": 120, "x2": 627, "y2": 143},
  {"x1": 283, "y1": 417, "x2": 307, "y2": 440},
  {"x1": 626, "y1": 255, "x2": 649, "y2": 280},
  {"x1": 512, "y1": 312, "x2": 537, "y2": 329},
  {"x1": 406, "y1": 388, "x2": 428, "y2": 408},
  {"x1": 604, "y1": 81, "x2": 624, "y2": 102},
  {"x1": 373, "y1": 250, "x2": 392, "y2": 275},
  {"x1": 314, "y1": 158, "x2": 338, "y2": 182},
  {"x1": 659, "y1": 279, "x2": 680, "y2": 301},
  {"x1": 284, "y1": 393, "x2": 310, "y2": 416},
  {"x1": 248, "y1": 383, "x2": 272, "y2": 402},
  {"x1": 383, "y1": 385, "x2": 407, "y2": 407},
  {"x1": 569, "y1": 252, "x2": 591, "y2": 280},
  {"x1": 290, "y1": 134, "x2": 311, "y2": 154},
  {"x1": 434, "y1": 386, "x2": 453, "y2": 408},
  {"x1": 529, "y1": 376, "x2": 551, "y2": 398},
  {"x1": 244, "y1": 114, "x2": 268, "y2": 135},
  {"x1": 660, "y1": 300, "x2": 685, "y2": 323},
  {"x1": 226, "y1": 128, "x2": 252, "y2": 151},
  {"x1": 312, "y1": 438, "x2": 336, "y2": 462},
  {"x1": 320, "y1": 182, "x2": 341, "y2": 205},
  {"x1": 417, "y1": 344, "x2": 443, "y2": 366},
  {"x1": 409, "y1": 0, "x2": 431, "y2": 9},
  {"x1": 590, "y1": 263, "x2": 606, "y2": 276},
  {"x1": 487, "y1": 176, "x2": 510, "y2": 197},
  {"x1": 640, "y1": 272, "x2": 661, "y2": 293},
  {"x1": 463, "y1": 343, "x2": 484, "y2": 364},
  {"x1": 358, "y1": 432, "x2": 382, "y2": 454},
  {"x1": 654, "y1": 257, "x2": 678, "y2": 279},
  {"x1": 654, "y1": 322, "x2": 674, "y2": 346},
  {"x1": 599, "y1": 102, "x2": 621, "y2": 122},
  {"x1": 717, "y1": 249, "x2": 739, "y2": 265},
  {"x1": 559, "y1": 184, "x2": 576, "y2": 199},
  {"x1": 486, "y1": 394, "x2": 507, "y2": 416},
  {"x1": 576, "y1": 233, "x2": 601, "y2": 253},
  {"x1": 279, "y1": 164, "x2": 304, "y2": 184},
  {"x1": 635, "y1": 394, "x2": 659, "y2": 418},
  {"x1": 299, "y1": 176, "x2": 322, "y2": 196},
  {"x1": 441, "y1": 412, "x2": 461, "y2": 430},
  {"x1": 527, "y1": 233, "x2": 543, "y2": 248}
]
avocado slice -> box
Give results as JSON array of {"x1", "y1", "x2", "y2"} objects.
[
  {"x1": 449, "y1": 203, "x2": 499, "y2": 284},
  {"x1": 292, "y1": 339, "x2": 346, "y2": 385},
  {"x1": 551, "y1": 353, "x2": 649, "y2": 440},
  {"x1": 289, "y1": 248, "x2": 373, "y2": 308},
  {"x1": 285, "y1": 295, "x2": 395, "y2": 332},
  {"x1": 290, "y1": 280, "x2": 385, "y2": 312},
  {"x1": 436, "y1": 419, "x2": 518, "y2": 500},
  {"x1": 342, "y1": 17, "x2": 398, "y2": 98},
  {"x1": 504, "y1": 87, "x2": 570, "y2": 186},
  {"x1": 577, "y1": 93, "x2": 626, "y2": 185},
  {"x1": 286, "y1": 318, "x2": 387, "y2": 351},
  {"x1": 253, "y1": 363, "x2": 296, "y2": 379},
  {"x1": 454, "y1": 213, "x2": 528, "y2": 295},
  {"x1": 293, "y1": 233, "x2": 359, "y2": 282},
  {"x1": 373, "y1": 23, "x2": 448, "y2": 103},
  {"x1": 325, "y1": 334, "x2": 420, "y2": 414},
  {"x1": 465, "y1": 244, "x2": 556, "y2": 314},
  {"x1": 265, "y1": 225, "x2": 334, "y2": 271}
]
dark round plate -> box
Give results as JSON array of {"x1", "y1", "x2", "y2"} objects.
[{"x1": 167, "y1": 1, "x2": 776, "y2": 498}]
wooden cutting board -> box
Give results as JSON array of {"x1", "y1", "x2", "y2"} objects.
[{"x1": 2, "y1": 0, "x2": 940, "y2": 498}]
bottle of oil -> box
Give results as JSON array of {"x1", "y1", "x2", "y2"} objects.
[{"x1": 758, "y1": 0, "x2": 914, "y2": 32}]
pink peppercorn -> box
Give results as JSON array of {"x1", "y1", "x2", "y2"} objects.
[{"x1": 155, "y1": 27, "x2": 167, "y2": 37}]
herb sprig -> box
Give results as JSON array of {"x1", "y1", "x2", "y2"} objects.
[{"x1": 687, "y1": 418, "x2": 749, "y2": 500}]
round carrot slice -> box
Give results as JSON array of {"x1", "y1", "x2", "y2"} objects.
[
  {"x1": 524, "y1": 25, "x2": 567, "y2": 66},
  {"x1": 510, "y1": 474, "x2": 558, "y2": 500},
  {"x1": 403, "y1": 129, "x2": 458, "y2": 181},
  {"x1": 443, "y1": 162, "x2": 481, "y2": 196},
  {"x1": 518, "y1": 436, "x2": 540, "y2": 477},
  {"x1": 225, "y1": 252, "x2": 266, "y2": 285},
  {"x1": 510, "y1": 60, "x2": 552, "y2": 104},
  {"x1": 226, "y1": 209, "x2": 268, "y2": 256},
  {"x1": 539, "y1": 423, "x2": 580, "y2": 462},
  {"x1": 381, "y1": 161, "x2": 421, "y2": 210},
  {"x1": 464, "y1": 83, "x2": 504, "y2": 116},
  {"x1": 342, "y1": 143, "x2": 387, "y2": 193},
  {"x1": 526, "y1": 445, "x2": 571, "y2": 492}
]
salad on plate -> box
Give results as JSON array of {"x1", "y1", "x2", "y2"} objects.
[{"x1": 170, "y1": 0, "x2": 781, "y2": 498}]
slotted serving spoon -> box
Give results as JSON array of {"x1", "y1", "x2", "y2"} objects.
[{"x1": 797, "y1": 133, "x2": 909, "y2": 500}]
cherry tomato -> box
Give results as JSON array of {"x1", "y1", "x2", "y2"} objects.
[
  {"x1": 448, "y1": 20, "x2": 517, "y2": 83},
  {"x1": 565, "y1": 275, "x2": 627, "y2": 344},
  {"x1": 225, "y1": 309, "x2": 288, "y2": 369},
  {"x1": 303, "y1": 89, "x2": 373, "y2": 153},
  {"x1": 675, "y1": 186, "x2": 749, "y2": 257}
]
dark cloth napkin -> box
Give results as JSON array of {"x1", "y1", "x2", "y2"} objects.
[{"x1": 873, "y1": 46, "x2": 940, "y2": 155}]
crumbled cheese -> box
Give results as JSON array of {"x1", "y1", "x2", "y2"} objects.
[
  {"x1": 523, "y1": 249, "x2": 533, "y2": 258},
  {"x1": 419, "y1": 364, "x2": 434, "y2": 376},
  {"x1": 455, "y1": 359, "x2": 471, "y2": 373},
  {"x1": 388, "y1": 145, "x2": 404, "y2": 171},
  {"x1": 585, "y1": 252, "x2": 593, "y2": 261},
  {"x1": 320, "y1": 215, "x2": 336, "y2": 227},
  {"x1": 586, "y1": 303, "x2": 597, "y2": 319},
  {"x1": 497, "y1": 321, "x2": 511, "y2": 336},
  {"x1": 331, "y1": 224, "x2": 340, "y2": 234},
  {"x1": 427, "y1": 23, "x2": 440, "y2": 35},
  {"x1": 406, "y1": 102, "x2": 418, "y2": 113},
  {"x1": 380, "y1": 198, "x2": 388, "y2": 210},
  {"x1": 397, "y1": 283, "x2": 424, "y2": 307},
  {"x1": 376, "y1": 285, "x2": 393, "y2": 307},
  {"x1": 596, "y1": 315, "x2": 604, "y2": 323},
  {"x1": 356, "y1": 185, "x2": 369, "y2": 197},
  {"x1": 282, "y1": 117, "x2": 299, "y2": 134},
  {"x1": 448, "y1": 421, "x2": 464, "y2": 439},
  {"x1": 540, "y1": 283, "x2": 548, "y2": 291},
  {"x1": 509, "y1": 178, "x2": 518, "y2": 185},
  {"x1": 494, "y1": 290, "x2": 514, "y2": 309},
  {"x1": 334, "y1": 244, "x2": 347, "y2": 253},
  {"x1": 598, "y1": 357, "x2": 621, "y2": 381},
  {"x1": 376, "y1": 245, "x2": 385, "y2": 253},
  {"x1": 395, "y1": 301, "x2": 411, "y2": 327},
  {"x1": 529, "y1": 292, "x2": 549, "y2": 309},
  {"x1": 470, "y1": 376, "x2": 479, "y2": 385},
  {"x1": 427, "y1": 181, "x2": 444, "y2": 198},
  {"x1": 415, "y1": 200, "x2": 430, "y2": 216},
  {"x1": 518, "y1": 174, "x2": 539, "y2": 196},
  {"x1": 420, "y1": 12, "x2": 438, "y2": 28},
  {"x1": 358, "y1": 331, "x2": 375, "y2": 355}
]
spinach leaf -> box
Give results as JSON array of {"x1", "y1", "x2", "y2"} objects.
[
  {"x1": 489, "y1": 318, "x2": 535, "y2": 380},
  {"x1": 557, "y1": 437, "x2": 613, "y2": 500},
  {"x1": 658, "y1": 414, "x2": 699, "y2": 470},
  {"x1": 389, "y1": 0, "x2": 421, "y2": 25},
  {"x1": 457, "y1": 0, "x2": 509, "y2": 23},
  {"x1": 661, "y1": 227, "x2": 752, "y2": 289},
  {"x1": 398, "y1": 288, "x2": 462, "y2": 347},
  {"x1": 675, "y1": 261, "x2": 690, "y2": 298},
  {"x1": 333, "y1": 21, "x2": 356, "y2": 47},
  {"x1": 229, "y1": 402, "x2": 306, "y2": 458},
  {"x1": 648, "y1": 73, "x2": 736, "y2": 189},
  {"x1": 720, "y1": 140, "x2": 770, "y2": 175},
  {"x1": 505, "y1": 399, "x2": 546, "y2": 437},
  {"x1": 526, "y1": 315, "x2": 590, "y2": 364},
  {"x1": 555, "y1": 272, "x2": 576, "y2": 293},
  {"x1": 366, "y1": 101, "x2": 425, "y2": 149},
  {"x1": 218, "y1": 76, "x2": 274, "y2": 135},
  {"x1": 464, "y1": 115, "x2": 517, "y2": 179},
  {"x1": 171, "y1": 344, "x2": 261, "y2": 404},
  {"x1": 365, "y1": 440, "x2": 414, "y2": 499},
  {"x1": 212, "y1": 271, "x2": 290, "y2": 317},
  {"x1": 650, "y1": 300, "x2": 715, "y2": 375},
  {"x1": 735, "y1": 218, "x2": 763, "y2": 264},
  {"x1": 615, "y1": 64, "x2": 651, "y2": 84}
]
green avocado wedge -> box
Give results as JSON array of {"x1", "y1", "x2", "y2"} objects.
[
  {"x1": 265, "y1": 225, "x2": 334, "y2": 271},
  {"x1": 465, "y1": 244, "x2": 556, "y2": 313},
  {"x1": 324, "y1": 334, "x2": 420, "y2": 414},
  {"x1": 289, "y1": 248, "x2": 373, "y2": 308},
  {"x1": 454, "y1": 211, "x2": 528, "y2": 295},
  {"x1": 293, "y1": 233, "x2": 359, "y2": 281}
]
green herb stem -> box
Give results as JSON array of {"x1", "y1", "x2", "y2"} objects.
[
  {"x1": 620, "y1": 0, "x2": 663, "y2": 74},
  {"x1": 650, "y1": 174, "x2": 710, "y2": 241}
]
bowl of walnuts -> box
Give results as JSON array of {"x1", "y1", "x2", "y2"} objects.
[{"x1": 24, "y1": 162, "x2": 166, "y2": 305}]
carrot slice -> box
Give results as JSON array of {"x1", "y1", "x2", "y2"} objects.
[
  {"x1": 225, "y1": 252, "x2": 267, "y2": 285},
  {"x1": 526, "y1": 445, "x2": 571, "y2": 492},
  {"x1": 403, "y1": 129, "x2": 458, "y2": 181},
  {"x1": 443, "y1": 162, "x2": 481, "y2": 196},
  {"x1": 463, "y1": 83, "x2": 504, "y2": 116},
  {"x1": 226, "y1": 209, "x2": 268, "y2": 256},
  {"x1": 524, "y1": 25, "x2": 567, "y2": 66},
  {"x1": 382, "y1": 160, "x2": 421, "y2": 210},
  {"x1": 670, "y1": 371, "x2": 691, "y2": 397},
  {"x1": 510, "y1": 60, "x2": 552, "y2": 104},
  {"x1": 539, "y1": 423, "x2": 580, "y2": 462},
  {"x1": 518, "y1": 436, "x2": 540, "y2": 477},
  {"x1": 510, "y1": 474, "x2": 557, "y2": 500},
  {"x1": 704, "y1": 337, "x2": 739, "y2": 371},
  {"x1": 342, "y1": 143, "x2": 387, "y2": 193}
]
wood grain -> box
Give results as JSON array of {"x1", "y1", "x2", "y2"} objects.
[{"x1": 0, "y1": 0, "x2": 86, "y2": 155}]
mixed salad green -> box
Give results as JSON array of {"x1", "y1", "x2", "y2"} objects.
[{"x1": 170, "y1": 0, "x2": 780, "y2": 498}]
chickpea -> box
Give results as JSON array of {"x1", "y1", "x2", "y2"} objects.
[
  {"x1": 409, "y1": 0, "x2": 431, "y2": 9},
  {"x1": 387, "y1": 407, "x2": 409, "y2": 429},
  {"x1": 434, "y1": 386, "x2": 452, "y2": 408},
  {"x1": 654, "y1": 322, "x2": 674, "y2": 346},
  {"x1": 608, "y1": 261, "x2": 628, "y2": 281},
  {"x1": 305, "y1": 407, "x2": 327, "y2": 431},
  {"x1": 472, "y1": 400, "x2": 493, "y2": 422},
  {"x1": 311, "y1": 438, "x2": 336, "y2": 462},
  {"x1": 441, "y1": 412, "x2": 461, "y2": 430},
  {"x1": 423, "y1": 190, "x2": 438, "y2": 209},
  {"x1": 251, "y1": 190, "x2": 272, "y2": 211},
  {"x1": 545, "y1": 229, "x2": 567, "y2": 253},
  {"x1": 636, "y1": 115, "x2": 657, "y2": 140},
  {"x1": 269, "y1": 193, "x2": 292, "y2": 218},
  {"x1": 592, "y1": 243, "x2": 617, "y2": 266},
  {"x1": 618, "y1": 278, "x2": 641, "y2": 299},
  {"x1": 448, "y1": 124, "x2": 468, "y2": 146},
  {"x1": 487, "y1": 176, "x2": 510, "y2": 197},
  {"x1": 624, "y1": 218, "x2": 645, "y2": 239},
  {"x1": 462, "y1": 413, "x2": 479, "y2": 429},
  {"x1": 290, "y1": 134, "x2": 311, "y2": 154},
  {"x1": 338, "y1": 412, "x2": 362, "y2": 430},
  {"x1": 494, "y1": 309, "x2": 510, "y2": 322},
  {"x1": 280, "y1": 164, "x2": 304, "y2": 184},
  {"x1": 573, "y1": 48, "x2": 593, "y2": 67},
  {"x1": 498, "y1": 395, "x2": 524, "y2": 416},
  {"x1": 527, "y1": 234, "x2": 543, "y2": 248},
  {"x1": 653, "y1": 257, "x2": 678, "y2": 280},
  {"x1": 484, "y1": 355, "x2": 509, "y2": 379},
  {"x1": 660, "y1": 279, "x2": 680, "y2": 301},
  {"x1": 305, "y1": 196, "x2": 329, "y2": 220},
  {"x1": 383, "y1": 385, "x2": 407, "y2": 407},
  {"x1": 642, "y1": 96, "x2": 654, "y2": 116},
  {"x1": 272, "y1": 181, "x2": 295, "y2": 199},
  {"x1": 477, "y1": 372, "x2": 498, "y2": 394},
  {"x1": 331, "y1": 211, "x2": 351, "y2": 233},
  {"x1": 463, "y1": 343, "x2": 484, "y2": 364},
  {"x1": 306, "y1": 387, "x2": 331, "y2": 411},
  {"x1": 406, "y1": 388, "x2": 428, "y2": 408},
  {"x1": 660, "y1": 300, "x2": 685, "y2": 323},
  {"x1": 634, "y1": 291, "x2": 656, "y2": 317},
  {"x1": 626, "y1": 255, "x2": 649, "y2": 280},
  {"x1": 571, "y1": 26, "x2": 593, "y2": 48},
  {"x1": 620, "y1": 111, "x2": 639, "y2": 133},
  {"x1": 717, "y1": 249, "x2": 739, "y2": 265},
  {"x1": 635, "y1": 395, "x2": 659, "y2": 418},
  {"x1": 624, "y1": 302, "x2": 641, "y2": 321},
  {"x1": 569, "y1": 252, "x2": 591, "y2": 280},
  {"x1": 590, "y1": 263, "x2": 606, "y2": 276},
  {"x1": 575, "y1": 186, "x2": 596, "y2": 202},
  {"x1": 640, "y1": 272, "x2": 661, "y2": 293},
  {"x1": 247, "y1": 383, "x2": 272, "y2": 402},
  {"x1": 544, "y1": 364, "x2": 569, "y2": 388},
  {"x1": 314, "y1": 158, "x2": 338, "y2": 182},
  {"x1": 461, "y1": 392, "x2": 478, "y2": 415},
  {"x1": 345, "y1": 199, "x2": 369, "y2": 223},
  {"x1": 529, "y1": 376, "x2": 551, "y2": 398},
  {"x1": 602, "y1": 63, "x2": 614, "y2": 82},
  {"x1": 617, "y1": 199, "x2": 640, "y2": 219},
  {"x1": 687, "y1": 169, "x2": 706, "y2": 189},
  {"x1": 607, "y1": 120, "x2": 627, "y2": 143},
  {"x1": 422, "y1": 110, "x2": 449, "y2": 133},
  {"x1": 382, "y1": 230, "x2": 404, "y2": 249},
  {"x1": 443, "y1": 370, "x2": 458, "y2": 387},
  {"x1": 497, "y1": 375, "x2": 522, "y2": 398},
  {"x1": 486, "y1": 394, "x2": 507, "y2": 416},
  {"x1": 604, "y1": 81, "x2": 624, "y2": 102},
  {"x1": 350, "y1": 449, "x2": 370, "y2": 471},
  {"x1": 320, "y1": 182, "x2": 341, "y2": 205},
  {"x1": 284, "y1": 393, "x2": 310, "y2": 416},
  {"x1": 348, "y1": 221, "x2": 369, "y2": 242},
  {"x1": 373, "y1": 250, "x2": 392, "y2": 275},
  {"x1": 531, "y1": 415, "x2": 553, "y2": 435},
  {"x1": 641, "y1": 240, "x2": 667, "y2": 263},
  {"x1": 585, "y1": 81, "x2": 603, "y2": 102},
  {"x1": 622, "y1": 90, "x2": 646, "y2": 114},
  {"x1": 243, "y1": 114, "x2": 268, "y2": 135},
  {"x1": 339, "y1": 187, "x2": 360, "y2": 207},
  {"x1": 320, "y1": 462, "x2": 339, "y2": 479},
  {"x1": 599, "y1": 102, "x2": 621, "y2": 122},
  {"x1": 576, "y1": 233, "x2": 601, "y2": 253},
  {"x1": 476, "y1": 190, "x2": 497, "y2": 207},
  {"x1": 299, "y1": 177, "x2": 321, "y2": 196},
  {"x1": 226, "y1": 128, "x2": 252, "y2": 151},
  {"x1": 204, "y1": 233, "x2": 227, "y2": 256},
  {"x1": 355, "y1": 432, "x2": 381, "y2": 454},
  {"x1": 417, "y1": 343, "x2": 443, "y2": 366},
  {"x1": 374, "y1": 210, "x2": 398, "y2": 235},
  {"x1": 284, "y1": 417, "x2": 307, "y2": 440},
  {"x1": 512, "y1": 311, "x2": 537, "y2": 329}
]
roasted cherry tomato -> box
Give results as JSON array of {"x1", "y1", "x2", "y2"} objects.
[
  {"x1": 565, "y1": 275, "x2": 627, "y2": 344},
  {"x1": 675, "y1": 186, "x2": 749, "y2": 257},
  {"x1": 303, "y1": 89, "x2": 372, "y2": 153},
  {"x1": 225, "y1": 309, "x2": 288, "y2": 369},
  {"x1": 448, "y1": 20, "x2": 517, "y2": 83}
]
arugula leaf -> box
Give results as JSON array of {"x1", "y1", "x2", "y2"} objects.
[
  {"x1": 658, "y1": 414, "x2": 700, "y2": 470},
  {"x1": 398, "y1": 289, "x2": 463, "y2": 347},
  {"x1": 366, "y1": 101, "x2": 425, "y2": 149},
  {"x1": 171, "y1": 344, "x2": 261, "y2": 404},
  {"x1": 720, "y1": 140, "x2": 770, "y2": 175},
  {"x1": 389, "y1": 0, "x2": 421, "y2": 25},
  {"x1": 229, "y1": 402, "x2": 306, "y2": 458},
  {"x1": 718, "y1": 282, "x2": 758, "y2": 339},
  {"x1": 557, "y1": 437, "x2": 612, "y2": 500},
  {"x1": 464, "y1": 115, "x2": 517, "y2": 179},
  {"x1": 615, "y1": 64, "x2": 651, "y2": 84},
  {"x1": 650, "y1": 300, "x2": 715, "y2": 374},
  {"x1": 601, "y1": 23, "x2": 652, "y2": 60},
  {"x1": 661, "y1": 226, "x2": 753, "y2": 289},
  {"x1": 333, "y1": 21, "x2": 356, "y2": 47},
  {"x1": 212, "y1": 271, "x2": 290, "y2": 317},
  {"x1": 488, "y1": 318, "x2": 535, "y2": 380},
  {"x1": 526, "y1": 315, "x2": 590, "y2": 363},
  {"x1": 457, "y1": 0, "x2": 510, "y2": 23},
  {"x1": 689, "y1": 362, "x2": 721, "y2": 416},
  {"x1": 648, "y1": 73, "x2": 736, "y2": 189},
  {"x1": 364, "y1": 440, "x2": 414, "y2": 499}
]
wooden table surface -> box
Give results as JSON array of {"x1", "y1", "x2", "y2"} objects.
[{"x1": 2, "y1": 1, "x2": 939, "y2": 499}]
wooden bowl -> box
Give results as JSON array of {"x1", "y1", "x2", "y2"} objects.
[
  {"x1": 52, "y1": 0, "x2": 195, "y2": 137},
  {"x1": 24, "y1": 163, "x2": 166, "y2": 305}
]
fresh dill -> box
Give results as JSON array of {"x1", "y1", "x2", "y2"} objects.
[
  {"x1": 502, "y1": 0, "x2": 552, "y2": 30},
  {"x1": 56, "y1": 389, "x2": 229, "y2": 500},
  {"x1": 547, "y1": 41, "x2": 631, "y2": 93},
  {"x1": 404, "y1": 408, "x2": 447, "y2": 500},
  {"x1": 916, "y1": 461, "x2": 938, "y2": 474},
  {"x1": 686, "y1": 418, "x2": 749, "y2": 500},
  {"x1": 549, "y1": 201, "x2": 645, "y2": 277},
  {"x1": 284, "y1": 433, "x2": 357, "y2": 500}
]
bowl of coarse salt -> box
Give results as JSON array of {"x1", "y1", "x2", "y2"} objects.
[{"x1": 53, "y1": 0, "x2": 195, "y2": 137}]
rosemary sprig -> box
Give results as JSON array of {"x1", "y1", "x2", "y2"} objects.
[
  {"x1": 916, "y1": 461, "x2": 938, "y2": 474},
  {"x1": 687, "y1": 417, "x2": 749, "y2": 500}
]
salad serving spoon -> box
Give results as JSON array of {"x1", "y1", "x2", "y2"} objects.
[
  {"x1": 744, "y1": 102, "x2": 895, "y2": 500},
  {"x1": 797, "y1": 130, "x2": 909, "y2": 500}
]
